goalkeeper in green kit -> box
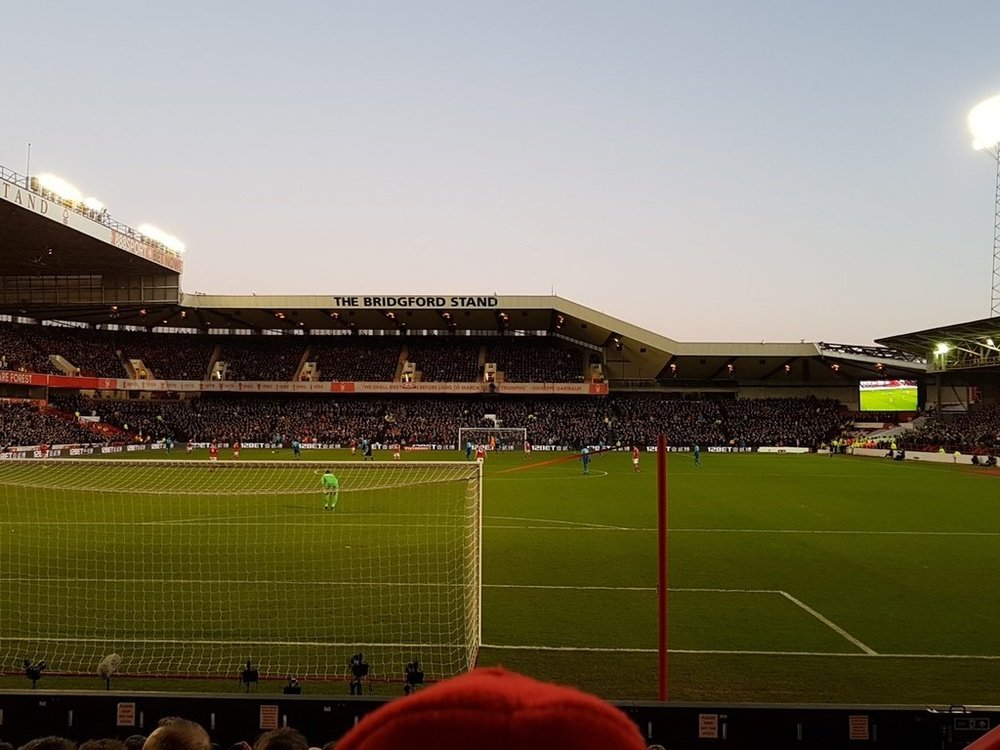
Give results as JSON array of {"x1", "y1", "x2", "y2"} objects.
[{"x1": 322, "y1": 469, "x2": 340, "y2": 511}]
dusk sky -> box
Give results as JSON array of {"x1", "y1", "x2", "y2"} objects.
[{"x1": 2, "y1": 1, "x2": 998, "y2": 344}]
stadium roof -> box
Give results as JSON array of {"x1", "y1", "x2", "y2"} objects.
[
  {"x1": 877, "y1": 316, "x2": 1000, "y2": 373},
  {"x1": 0, "y1": 163, "x2": 927, "y2": 385}
]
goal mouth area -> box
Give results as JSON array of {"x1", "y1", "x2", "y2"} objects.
[{"x1": 0, "y1": 458, "x2": 483, "y2": 682}]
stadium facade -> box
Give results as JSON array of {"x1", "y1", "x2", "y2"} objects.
[{"x1": 0, "y1": 162, "x2": 931, "y2": 412}]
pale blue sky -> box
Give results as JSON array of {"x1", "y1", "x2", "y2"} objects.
[{"x1": 2, "y1": 1, "x2": 998, "y2": 343}]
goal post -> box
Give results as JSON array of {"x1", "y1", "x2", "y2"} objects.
[
  {"x1": 458, "y1": 426, "x2": 527, "y2": 450},
  {"x1": 0, "y1": 459, "x2": 482, "y2": 683}
]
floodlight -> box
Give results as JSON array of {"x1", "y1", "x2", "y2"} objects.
[
  {"x1": 82, "y1": 197, "x2": 105, "y2": 213},
  {"x1": 934, "y1": 343, "x2": 950, "y2": 355},
  {"x1": 137, "y1": 223, "x2": 186, "y2": 254},
  {"x1": 969, "y1": 94, "x2": 1000, "y2": 151},
  {"x1": 35, "y1": 173, "x2": 82, "y2": 203}
]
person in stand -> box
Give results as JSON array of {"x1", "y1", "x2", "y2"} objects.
[
  {"x1": 632, "y1": 445, "x2": 640, "y2": 472},
  {"x1": 581, "y1": 447, "x2": 591, "y2": 475},
  {"x1": 322, "y1": 468, "x2": 340, "y2": 511}
]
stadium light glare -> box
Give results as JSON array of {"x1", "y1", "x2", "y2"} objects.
[
  {"x1": 969, "y1": 94, "x2": 1000, "y2": 151},
  {"x1": 82, "y1": 196, "x2": 105, "y2": 212},
  {"x1": 934, "y1": 343, "x2": 950, "y2": 355},
  {"x1": 137, "y1": 223, "x2": 186, "y2": 254},
  {"x1": 35, "y1": 173, "x2": 82, "y2": 203}
]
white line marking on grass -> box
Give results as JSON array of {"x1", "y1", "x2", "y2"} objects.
[
  {"x1": 677, "y1": 528, "x2": 1000, "y2": 537},
  {"x1": 480, "y1": 645, "x2": 1000, "y2": 660},
  {"x1": 487, "y1": 515, "x2": 633, "y2": 531},
  {"x1": 778, "y1": 591, "x2": 877, "y2": 655},
  {"x1": 486, "y1": 585, "x2": 786, "y2": 593}
]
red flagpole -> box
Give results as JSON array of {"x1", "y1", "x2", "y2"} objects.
[{"x1": 657, "y1": 433, "x2": 669, "y2": 701}]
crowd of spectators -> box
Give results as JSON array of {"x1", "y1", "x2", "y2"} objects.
[
  {"x1": 899, "y1": 403, "x2": 1000, "y2": 453},
  {"x1": 403, "y1": 342, "x2": 482, "y2": 382},
  {"x1": 485, "y1": 342, "x2": 584, "y2": 382},
  {"x1": 0, "y1": 403, "x2": 97, "y2": 448},
  {"x1": 311, "y1": 339, "x2": 401, "y2": 381},
  {"x1": 0, "y1": 323, "x2": 594, "y2": 384},
  {"x1": 5, "y1": 720, "x2": 335, "y2": 750},
  {"x1": 215, "y1": 336, "x2": 303, "y2": 381},
  {"x1": 47, "y1": 393, "x2": 848, "y2": 449},
  {"x1": 118, "y1": 332, "x2": 216, "y2": 381}
]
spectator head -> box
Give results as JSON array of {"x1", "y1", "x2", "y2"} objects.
[
  {"x1": 124, "y1": 738, "x2": 147, "y2": 750},
  {"x1": 80, "y1": 741, "x2": 125, "y2": 750},
  {"x1": 253, "y1": 729, "x2": 307, "y2": 750},
  {"x1": 18, "y1": 740, "x2": 76, "y2": 750},
  {"x1": 143, "y1": 719, "x2": 210, "y2": 750},
  {"x1": 334, "y1": 667, "x2": 645, "y2": 750}
]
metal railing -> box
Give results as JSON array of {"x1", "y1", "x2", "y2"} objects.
[{"x1": 0, "y1": 162, "x2": 183, "y2": 264}]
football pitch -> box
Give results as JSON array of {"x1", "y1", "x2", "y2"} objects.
[{"x1": 2, "y1": 448, "x2": 1000, "y2": 705}]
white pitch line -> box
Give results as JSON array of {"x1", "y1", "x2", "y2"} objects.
[
  {"x1": 778, "y1": 591, "x2": 877, "y2": 655},
  {"x1": 480, "y1": 645, "x2": 1000, "y2": 660},
  {"x1": 7, "y1": 519, "x2": 1000, "y2": 536},
  {"x1": 487, "y1": 515, "x2": 633, "y2": 531},
  {"x1": 677, "y1": 528, "x2": 1000, "y2": 537}
]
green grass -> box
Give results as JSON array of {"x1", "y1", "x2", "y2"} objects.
[
  {"x1": 3, "y1": 448, "x2": 1000, "y2": 705},
  {"x1": 859, "y1": 385, "x2": 918, "y2": 411}
]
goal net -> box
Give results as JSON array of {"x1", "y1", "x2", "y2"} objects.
[
  {"x1": 458, "y1": 426, "x2": 527, "y2": 450},
  {"x1": 0, "y1": 459, "x2": 481, "y2": 684}
]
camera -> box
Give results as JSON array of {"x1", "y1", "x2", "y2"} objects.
[
  {"x1": 349, "y1": 652, "x2": 369, "y2": 695},
  {"x1": 403, "y1": 659, "x2": 424, "y2": 695}
]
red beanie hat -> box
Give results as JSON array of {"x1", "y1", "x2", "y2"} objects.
[{"x1": 335, "y1": 667, "x2": 646, "y2": 750}]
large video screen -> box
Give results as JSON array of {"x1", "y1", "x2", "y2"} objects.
[{"x1": 859, "y1": 379, "x2": 919, "y2": 411}]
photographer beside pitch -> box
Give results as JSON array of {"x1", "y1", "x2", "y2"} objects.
[{"x1": 321, "y1": 468, "x2": 340, "y2": 511}]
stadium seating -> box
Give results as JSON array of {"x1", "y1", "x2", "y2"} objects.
[
  {"x1": 309, "y1": 338, "x2": 401, "y2": 381},
  {"x1": 46, "y1": 393, "x2": 848, "y2": 449},
  {"x1": 484, "y1": 341, "x2": 584, "y2": 382},
  {"x1": 900, "y1": 403, "x2": 1000, "y2": 453},
  {"x1": 0, "y1": 402, "x2": 97, "y2": 448},
  {"x1": 403, "y1": 341, "x2": 482, "y2": 382}
]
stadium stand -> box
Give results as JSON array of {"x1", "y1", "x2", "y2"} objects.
[
  {"x1": 215, "y1": 335, "x2": 305, "y2": 381},
  {"x1": 309, "y1": 338, "x2": 402, "y2": 381},
  {"x1": 403, "y1": 341, "x2": 482, "y2": 382},
  {"x1": 899, "y1": 403, "x2": 1000, "y2": 453},
  {"x1": 117, "y1": 331, "x2": 216, "y2": 380},
  {"x1": 484, "y1": 341, "x2": 585, "y2": 382},
  {"x1": 0, "y1": 402, "x2": 97, "y2": 448},
  {"x1": 46, "y1": 393, "x2": 849, "y2": 449}
]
